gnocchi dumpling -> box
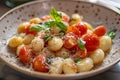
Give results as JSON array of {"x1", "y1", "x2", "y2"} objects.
[
  {"x1": 63, "y1": 58, "x2": 77, "y2": 74},
  {"x1": 99, "y1": 36, "x2": 112, "y2": 52},
  {"x1": 55, "y1": 48, "x2": 70, "y2": 58},
  {"x1": 8, "y1": 36, "x2": 23, "y2": 48},
  {"x1": 31, "y1": 37, "x2": 44, "y2": 52},
  {"x1": 17, "y1": 22, "x2": 29, "y2": 33},
  {"x1": 30, "y1": 18, "x2": 42, "y2": 24},
  {"x1": 49, "y1": 57, "x2": 64, "y2": 74},
  {"x1": 23, "y1": 34, "x2": 34, "y2": 45},
  {"x1": 76, "y1": 58, "x2": 93, "y2": 72},
  {"x1": 48, "y1": 37, "x2": 63, "y2": 51},
  {"x1": 70, "y1": 14, "x2": 82, "y2": 25},
  {"x1": 90, "y1": 49, "x2": 105, "y2": 64}
]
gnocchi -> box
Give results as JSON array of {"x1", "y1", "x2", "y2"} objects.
[
  {"x1": 99, "y1": 36, "x2": 112, "y2": 52},
  {"x1": 8, "y1": 36, "x2": 23, "y2": 48},
  {"x1": 76, "y1": 58, "x2": 93, "y2": 72},
  {"x1": 31, "y1": 37, "x2": 44, "y2": 52},
  {"x1": 90, "y1": 49, "x2": 105, "y2": 64},
  {"x1": 63, "y1": 58, "x2": 77, "y2": 74},
  {"x1": 48, "y1": 37, "x2": 63, "y2": 51},
  {"x1": 8, "y1": 8, "x2": 114, "y2": 74}
]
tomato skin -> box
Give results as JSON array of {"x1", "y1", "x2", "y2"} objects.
[
  {"x1": 63, "y1": 33, "x2": 78, "y2": 49},
  {"x1": 62, "y1": 15, "x2": 69, "y2": 22},
  {"x1": 19, "y1": 46, "x2": 33, "y2": 64},
  {"x1": 82, "y1": 33, "x2": 100, "y2": 52},
  {"x1": 93, "y1": 25, "x2": 106, "y2": 36},
  {"x1": 41, "y1": 15, "x2": 51, "y2": 21},
  {"x1": 66, "y1": 26, "x2": 81, "y2": 37},
  {"x1": 75, "y1": 22, "x2": 87, "y2": 35},
  {"x1": 25, "y1": 24, "x2": 37, "y2": 35},
  {"x1": 33, "y1": 54, "x2": 49, "y2": 72},
  {"x1": 73, "y1": 48, "x2": 87, "y2": 59}
]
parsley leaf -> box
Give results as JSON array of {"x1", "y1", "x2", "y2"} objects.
[
  {"x1": 77, "y1": 39, "x2": 86, "y2": 50},
  {"x1": 107, "y1": 29, "x2": 117, "y2": 39}
]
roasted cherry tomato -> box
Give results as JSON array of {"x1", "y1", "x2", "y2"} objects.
[
  {"x1": 25, "y1": 24, "x2": 37, "y2": 35},
  {"x1": 75, "y1": 22, "x2": 87, "y2": 35},
  {"x1": 41, "y1": 15, "x2": 51, "y2": 21},
  {"x1": 33, "y1": 54, "x2": 49, "y2": 72},
  {"x1": 66, "y1": 26, "x2": 81, "y2": 37},
  {"x1": 63, "y1": 32, "x2": 78, "y2": 49},
  {"x1": 93, "y1": 25, "x2": 106, "y2": 36},
  {"x1": 73, "y1": 48, "x2": 87, "y2": 58},
  {"x1": 82, "y1": 33, "x2": 100, "y2": 51},
  {"x1": 19, "y1": 46, "x2": 33, "y2": 64}
]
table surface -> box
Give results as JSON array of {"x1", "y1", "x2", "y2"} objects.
[{"x1": 0, "y1": 0, "x2": 120, "y2": 80}]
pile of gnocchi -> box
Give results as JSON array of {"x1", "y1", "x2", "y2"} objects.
[{"x1": 8, "y1": 8, "x2": 113, "y2": 74}]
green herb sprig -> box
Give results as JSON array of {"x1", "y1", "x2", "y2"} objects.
[
  {"x1": 30, "y1": 7, "x2": 67, "y2": 32},
  {"x1": 107, "y1": 29, "x2": 117, "y2": 39},
  {"x1": 77, "y1": 38, "x2": 86, "y2": 50}
]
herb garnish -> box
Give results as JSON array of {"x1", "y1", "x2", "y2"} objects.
[
  {"x1": 30, "y1": 7, "x2": 67, "y2": 32},
  {"x1": 77, "y1": 39, "x2": 86, "y2": 50},
  {"x1": 107, "y1": 29, "x2": 117, "y2": 39},
  {"x1": 74, "y1": 58, "x2": 82, "y2": 63}
]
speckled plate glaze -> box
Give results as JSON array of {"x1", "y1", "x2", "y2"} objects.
[{"x1": 0, "y1": 0, "x2": 120, "y2": 80}]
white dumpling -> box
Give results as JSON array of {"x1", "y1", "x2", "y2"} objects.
[
  {"x1": 17, "y1": 22, "x2": 29, "y2": 33},
  {"x1": 55, "y1": 48, "x2": 70, "y2": 58},
  {"x1": 90, "y1": 49, "x2": 105, "y2": 64},
  {"x1": 48, "y1": 37, "x2": 63, "y2": 51},
  {"x1": 16, "y1": 44, "x2": 25, "y2": 56},
  {"x1": 23, "y1": 34, "x2": 34, "y2": 45},
  {"x1": 76, "y1": 58, "x2": 93, "y2": 72},
  {"x1": 63, "y1": 58, "x2": 77, "y2": 74},
  {"x1": 49, "y1": 57, "x2": 64, "y2": 74},
  {"x1": 99, "y1": 36, "x2": 112, "y2": 52},
  {"x1": 29, "y1": 18, "x2": 42, "y2": 24},
  {"x1": 8, "y1": 36, "x2": 23, "y2": 48},
  {"x1": 31, "y1": 37, "x2": 44, "y2": 52}
]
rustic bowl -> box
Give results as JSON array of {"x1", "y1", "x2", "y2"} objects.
[{"x1": 0, "y1": 0, "x2": 120, "y2": 80}]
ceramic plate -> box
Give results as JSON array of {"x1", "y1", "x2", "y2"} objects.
[{"x1": 0, "y1": 0, "x2": 120, "y2": 80}]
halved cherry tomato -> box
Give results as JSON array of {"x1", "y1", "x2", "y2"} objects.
[
  {"x1": 73, "y1": 48, "x2": 87, "y2": 58},
  {"x1": 63, "y1": 32, "x2": 78, "y2": 49},
  {"x1": 66, "y1": 26, "x2": 81, "y2": 37},
  {"x1": 41, "y1": 15, "x2": 51, "y2": 21},
  {"x1": 93, "y1": 25, "x2": 106, "y2": 36},
  {"x1": 25, "y1": 24, "x2": 37, "y2": 35},
  {"x1": 62, "y1": 15, "x2": 69, "y2": 22},
  {"x1": 19, "y1": 46, "x2": 33, "y2": 64},
  {"x1": 75, "y1": 22, "x2": 87, "y2": 35},
  {"x1": 82, "y1": 33, "x2": 100, "y2": 51},
  {"x1": 33, "y1": 54, "x2": 49, "y2": 72}
]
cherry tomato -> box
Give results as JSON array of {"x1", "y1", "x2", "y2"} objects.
[
  {"x1": 63, "y1": 33, "x2": 78, "y2": 49},
  {"x1": 62, "y1": 15, "x2": 69, "y2": 22},
  {"x1": 19, "y1": 46, "x2": 33, "y2": 64},
  {"x1": 33, "y1": 54, "x2": 49, "y2": 72},
  {"x1": 73, "y1": 48, "x2": 87, "y2": 58},
  {"x1": 75, "y1": 22, "x2": 87, "y2": 35},
  {"x1": 82, "y1": 33, "x2": 100, "y2": 51},
  {"x1": 66, "y1": 26, "x2": 81, "y2": 37},
  {"x1": 93, "y1": 25, "x2": 106, "y2": 36},
  {"x1": 41, "y1": 15, "x2": 51, "y2": 21},
  {"x1": 25, "y1": 24, "x2": 37, "y2": 35}
]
